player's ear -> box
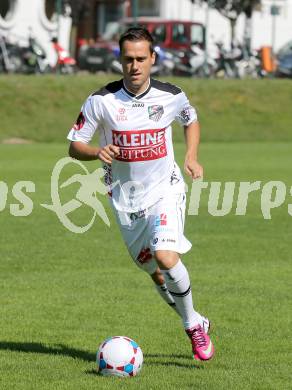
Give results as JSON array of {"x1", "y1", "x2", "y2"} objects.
[{"x1": 151, "y1": 50, "x2": 156, "y2": 65}]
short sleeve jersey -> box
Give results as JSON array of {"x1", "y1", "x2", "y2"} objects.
[{"x1": 67, "y1": 78, "x2": 198, "y2": 212}]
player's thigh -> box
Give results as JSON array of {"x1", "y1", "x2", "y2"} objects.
[
  {"x1": 114, "y1": 210, "x2": 157, "y2": 275},
  {"x1": 149, "y1": 193, "x2": 191, "y2": 255}
]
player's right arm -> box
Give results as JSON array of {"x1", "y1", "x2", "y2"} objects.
[
  {"x1": 69, "y1": 141, "x2": 119, "y2": 164},
  {"x1": 67, "y1": 95, "x2": 119, "y2": 164}
]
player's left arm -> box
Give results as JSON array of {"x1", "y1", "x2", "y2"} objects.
[
  {"x1": 175, "y1": 91, "x2": 203, "y2": 179},
  {"x1": 184, "y1": 121, "x2": 203, "y2": 180}
]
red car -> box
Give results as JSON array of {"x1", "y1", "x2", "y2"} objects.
[{"x1": 119, "y1": 17, "x2": 206, "y2": 50}]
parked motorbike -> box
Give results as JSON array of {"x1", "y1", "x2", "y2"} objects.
[
  {"x1": 78, "y1": 40, "x2": 117, "y2": 73},
  {"x1": 153, "y1": 46, "x2": 175, "y2": 76},
  {"x1": 19, "y1": 37, "x2": 50, "y2": 74},
  {"x1": 52, "y1": 38, "x2": 76, "y2": 74},
  {"x1": 0, "y1": 35, "x2": 22, "y2": 73},
  {"x1": 213, "y1": 42, "x2": 241, "y2": 78},
  {"x1": 172, "y1": 45, "x2": 217, "y2": 78},
  {"x1": 213, "y1": 42, "x2": 263, "y2": 79},
  {"x1": 233, "y1": 45, "x2": 263, "y2": 79}
]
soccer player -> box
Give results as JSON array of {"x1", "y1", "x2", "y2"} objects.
[{"x1": 67, "y1": 27, "x2": 214, "y2": 361}]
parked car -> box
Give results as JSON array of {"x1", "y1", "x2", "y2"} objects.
[
  {"x1": 276, "y1": 41, "x2": 292, "y2": 77},
  {"x1": 104, "y1": 17, "x2": 206, "y2": 50},
  {"x1": 77, "y1": 39, "x2": 118, "y2": 73}
]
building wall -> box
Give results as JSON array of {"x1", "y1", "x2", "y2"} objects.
[
  {"x1": 1, "y1": 0, "x2": 290, "y2": 66},
  {"x1": 0, "y1": 0, "x2": 72, "y2": 66},
  {"x1": 159, "y1": 0, "x2": 292, "y2": 52},
  {"x1": 252, "y1": 0, "x2": 292, "y2": 51}
]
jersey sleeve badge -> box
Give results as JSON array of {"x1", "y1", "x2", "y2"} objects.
[{"x1": 73, "y1": 111, "x2": 85, "y2": 131}]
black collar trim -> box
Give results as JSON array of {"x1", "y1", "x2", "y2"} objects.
[{"x1": 122, "y1": 80, "x2": 151, "y2": 100}]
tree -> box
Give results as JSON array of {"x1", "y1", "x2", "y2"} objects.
[
  {"x1": 63, "y1": 0, "x2": 91, "y2": 26},
  {"x1": 60, "y1": 0, "x2": 91, "y2": 57},
  {"x1": 195, "y1": 0, "x2": 261, "y2": 48}
]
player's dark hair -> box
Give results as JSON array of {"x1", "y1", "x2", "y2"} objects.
[{"x1": 119, "y1": 27, "x2": 154, "y2": 54}]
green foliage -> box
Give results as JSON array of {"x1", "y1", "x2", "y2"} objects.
[
  {"x1": 66, "y1": 0, "x2": 91, "y2": 25},
  {"x1": 197, "y1": 0, "x2": 261, "y2": 45},
  {"x1": 198, "y1": 0, "x2": 261, "y2": 20}
]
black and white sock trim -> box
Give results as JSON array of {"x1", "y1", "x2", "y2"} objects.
[{"x1": 168, "y1": 285, "x2": 191, "y2": 297}]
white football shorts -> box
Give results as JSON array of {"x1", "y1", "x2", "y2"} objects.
[{"x1": 113, "y1": 193, "x2": 192, "y2": 275}]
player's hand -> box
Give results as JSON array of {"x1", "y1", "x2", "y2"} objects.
[
  {"x1": 184, "y1": 159, "x2": 203, "y2": 180},
  {"x1": 97, "y1": 144, "x2": 120, "y2": 164}
]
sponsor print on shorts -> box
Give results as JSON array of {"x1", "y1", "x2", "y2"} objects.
[
  {"x1": 112, "y1": 128, "x2": 167, "y2": 162},
  {"x1": 152, "y1": 237, "x2": 176, "y2": 246},
  {"x1": 155, "y1": 213, "x2": 167, "y2": 227},
  {"x1": 130, "y1": 209, "x2": 147, "y2": 222},
  {"x1": 170, "y1": 169, "x2": 180, "y2": 185},
  {"x1": 137, "y1": 247, "x2": 152, "y2": 264}
]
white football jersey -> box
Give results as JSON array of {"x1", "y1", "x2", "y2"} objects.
[{"x1": 67, "y1": 78, "x2": 198, "y2": 212}]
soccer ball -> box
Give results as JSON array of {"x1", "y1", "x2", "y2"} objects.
[{"x1": 96, "y1": 336, "x2": 143, "y2": 377}]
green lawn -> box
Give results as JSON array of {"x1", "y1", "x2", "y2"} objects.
[
  {"x1": 0, "y1": 142, "x2": 291, "y2": 389},
  {"x1": 1, "y1": 75, "x2": 292, "y2": 143}
]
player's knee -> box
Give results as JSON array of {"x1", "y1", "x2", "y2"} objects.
[
  {"x1": 154, "y1": 250, "x2": 179, "y2": 270},
  {"x1": 150, "y1": 268, "x2": 165, "y2": 285},
  {"x1": 133, "y1": 253, "x2": 157, "y2": 275}
]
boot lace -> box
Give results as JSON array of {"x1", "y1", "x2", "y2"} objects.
[{"x1": 191, "y1": 327, "x2": 206, "y2": 348}]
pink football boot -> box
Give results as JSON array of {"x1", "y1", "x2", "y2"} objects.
[{"x1": 185, "y1": 324, "x2": 214, "y2": 361}]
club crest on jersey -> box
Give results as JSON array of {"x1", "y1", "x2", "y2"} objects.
[
  {"x1": 148, "y1": 105, "x2": 164, "y2": 122},
  {"x1": 155, "y1": 213, "x2": 167, "y2": 227},
  {"x1": 73, "y1": 112, "x2": 85, "y2": 130}
]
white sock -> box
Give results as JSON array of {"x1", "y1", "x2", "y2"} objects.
[
  {"x1": 161, "y1": 259, "x2": 201, "y2": 329},
  {"x1": 155, "y1": 283, "x2": 181, "y2": 316}
]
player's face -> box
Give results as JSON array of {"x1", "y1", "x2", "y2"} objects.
[{"x1": 120, "y1": 40, "x2": 155, "y2": 95}]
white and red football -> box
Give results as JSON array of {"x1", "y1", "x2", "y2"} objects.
[{"x1": 96, "y1": 336, "x2": 143, "y2": 377}]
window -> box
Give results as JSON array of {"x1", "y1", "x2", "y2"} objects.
[
  {"x1": 152, "y1": 25, "x2": 166, "y2": 44},
  {"x1": 172, "y1": 24, "x2": 187, "y2": 44},
  {"x1": 97, "y1": 2, "x2": 124, "y2": 35},
  {"x1": 139, "y1": 0, "x2": 159, "y2": 17},
  {"x1": 278, "y1": 41, "x2": 292, "y2": 56},
  {"x1": 191, "y1": 24, "x2": 204, "y2": 46}
]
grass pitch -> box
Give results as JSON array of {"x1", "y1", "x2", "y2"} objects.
[
  {"x1": 1, "y1": 75, "x2": 292, "y2": 143},
  {"x1": 0, "y1": 141, "x2": 291, "y2": 389}
]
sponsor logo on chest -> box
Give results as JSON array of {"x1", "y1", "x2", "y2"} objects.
[
  {"x1": 132, "y1": 102, "x2": 145, "y2": 108},
  {"x1": 116, "y1": 107, "x2": 127, "y2": 121},
  {"x1": 112, "y1": 128, "x2": 167, "y2": 162}
]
